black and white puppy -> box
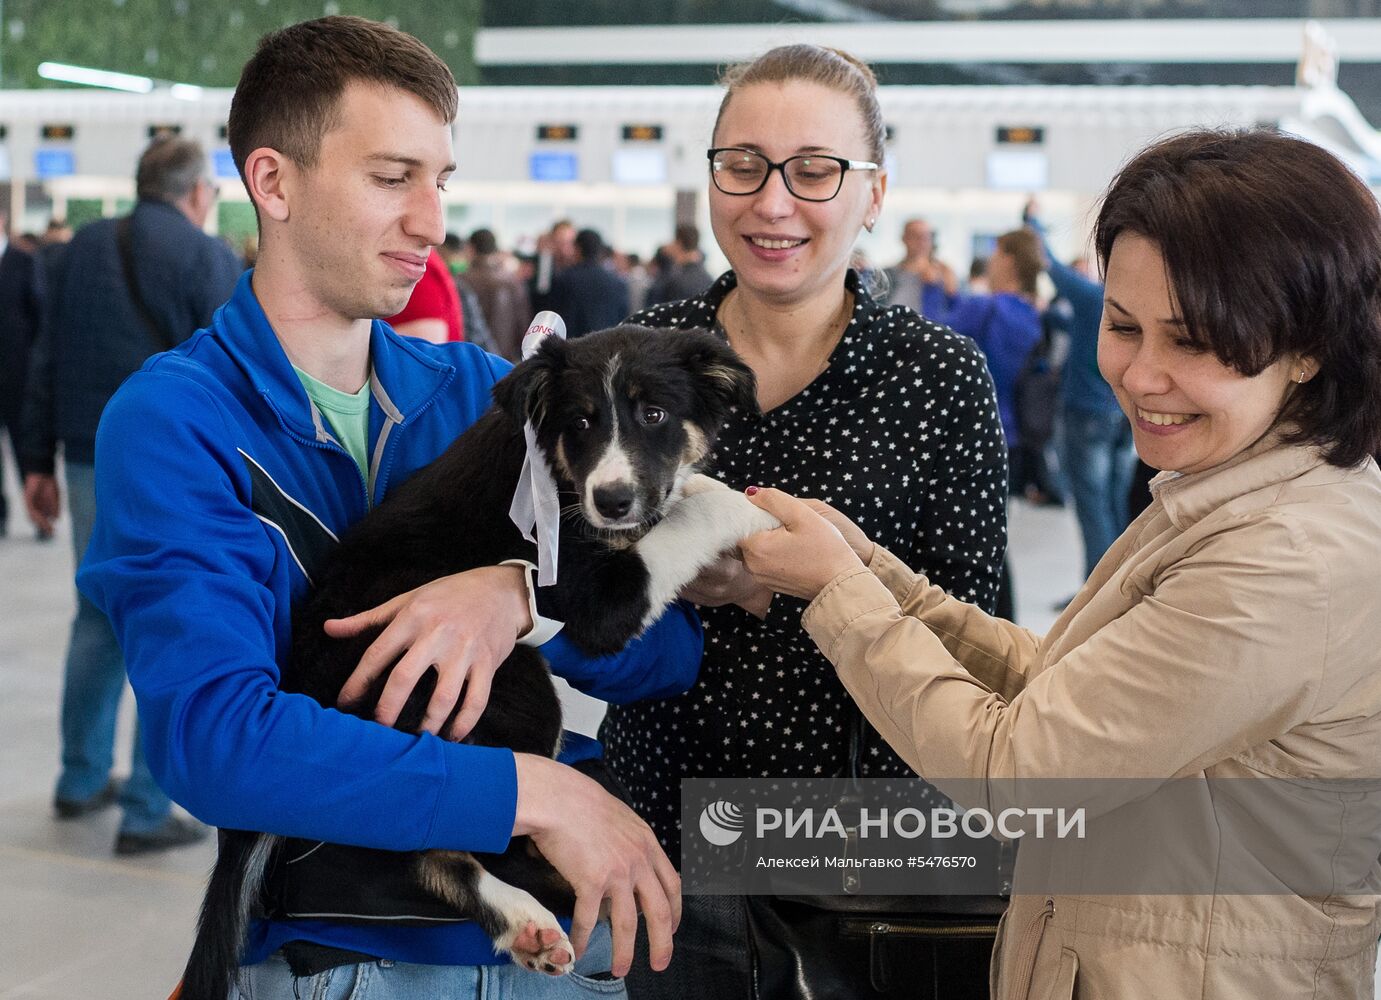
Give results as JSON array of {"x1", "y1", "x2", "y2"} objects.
[{"x1": 181, "y1": 325, "x2": 780, "y2": 1000}]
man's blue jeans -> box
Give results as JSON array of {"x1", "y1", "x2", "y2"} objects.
[
  {"x1": 54, "y1": 461, "x2": 172, "y2": 833},
  {"x1": 233, "y1": 922, "x2": 627, "y2": 999},
  {"x1": 1059, "y1": 407, "x2": 1138, "y2": 579}
]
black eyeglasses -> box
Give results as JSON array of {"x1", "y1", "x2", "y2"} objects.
[{"x1": 708, "y1": 147, "x2": 879, "y2": 203}]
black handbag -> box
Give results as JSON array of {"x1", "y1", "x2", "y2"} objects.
[{"x1": 744, "y1": 711, "x2": 1009, "y2": 1000}]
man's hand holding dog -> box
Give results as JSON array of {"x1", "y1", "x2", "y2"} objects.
[
  {"x1": 327, "y1": 565, "x2": 533, "y2": 740},
  {"x1": 513, "y1": 754, "x2": 682, "y2": 978}
]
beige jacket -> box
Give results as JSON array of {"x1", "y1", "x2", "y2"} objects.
[{"x1": 802, "y1": 432, "x2": 1381, "y2": 999}]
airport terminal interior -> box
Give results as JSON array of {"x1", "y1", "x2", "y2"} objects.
[{"x1": 4, "y1": 2, "x2": 1381, "y2": 997}]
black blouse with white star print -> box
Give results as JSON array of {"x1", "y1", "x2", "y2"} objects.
[{"x1": 600, "y1": 269, "x2": 1009, "y2": 861}]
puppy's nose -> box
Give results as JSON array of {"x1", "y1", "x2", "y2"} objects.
[{"x1": 593, "y1": 484, "x2": 635, "y2": 520}]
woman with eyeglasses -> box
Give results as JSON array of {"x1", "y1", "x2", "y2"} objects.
[{"x1": 601, "y1": 44, "x2": 1009, "y2": 1000}]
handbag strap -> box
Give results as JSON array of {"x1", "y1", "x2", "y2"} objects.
[{"x1": 116, "y1": 216, "x2": 178, "y2": 353}]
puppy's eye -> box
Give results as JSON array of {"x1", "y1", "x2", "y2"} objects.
[
  {"x1": 573, "y1": 416, "x2": 592, "y2": 432},
  {"x1": 640, "y1": 407, "x2": 667, "y2": 426}
]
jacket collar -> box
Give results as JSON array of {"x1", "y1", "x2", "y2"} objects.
[
  {"x1": 1150, "y1": 424, "x2": 1327, "y2": 529},
  {"x1": 215, "y1": 269, "x2": 453, "y2": 441}
]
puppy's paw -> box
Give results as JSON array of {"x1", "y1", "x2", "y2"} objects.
[
  {"x1": 497, "y1": 917, "x2": 575, "y2": 977},
  {"x1": 707, "y1": 488, "x2": 781, "y2": 540},
  {"x1": 741, "y1": 500, "x2": 782, "y2": 535},
  {"x1": 479, "y1": 871, "x2": 574, "y2": 976}
]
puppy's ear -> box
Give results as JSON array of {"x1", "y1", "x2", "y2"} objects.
[
  {"x1": 492, "y1": 337, "x2": 568, "y2": 429},
  {"x1": 674, "y1": 328, "x2": 759, "y2": 419}
]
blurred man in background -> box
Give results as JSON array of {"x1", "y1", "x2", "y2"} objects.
[
  {"x1": 529, "y1": 217, "x2": 576, "y2": 313},
  {"x1": 645, "y1": 223, "x2": 712, "y2": 307},
  {"x1": 885, "y1": 216, "x2": 958, "y2": 321},
  {"x1": 459, "y1": 227, "x2": 530, "y2": 361},
  {"x1": 20, "y1": 136, "x2": 240, "y2": 854},
  {"x1": 546, "y1": 227, "x2": 629, "y2": 339}
]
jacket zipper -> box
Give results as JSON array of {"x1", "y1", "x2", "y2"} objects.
[
  {"x1": 264, "y1": 392, "x2": 374, "y2": 513},
  {"x1": 368, "y1": 365, "x2": 455, "y2": 501},
  {"x1": 310, "y1": 434, "x2": 372, "y2": 511},
  {"x1": 1009, "y1": 898, "x2": 1056, "y2": 1000}
]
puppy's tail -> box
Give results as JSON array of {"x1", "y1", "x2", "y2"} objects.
[{"x1": 181, "y1": 830, "x2": 279, "y2": 1000}]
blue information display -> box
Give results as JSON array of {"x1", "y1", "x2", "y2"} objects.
[
  {"x1": 529, "y1": 151, "x2": 579, "y2": 183},
  {"x1": 34, "y1": 148, "x2": 76, "y2": 178},
  {"x1": 214, "y1": 149, "x2": 239, "y2": 179}
]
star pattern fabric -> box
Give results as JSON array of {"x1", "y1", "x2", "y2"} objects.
[{"x1": 601, "y1": 269, "x2": 1009, "y2": 861}]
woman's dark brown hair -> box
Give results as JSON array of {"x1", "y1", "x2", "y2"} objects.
[
  {"x1": 1094, "y1": 127, "x2": 1381, "y2": 468},
  {"x1": 228, "y1": 16, "x2": 457, "y2": 188}
]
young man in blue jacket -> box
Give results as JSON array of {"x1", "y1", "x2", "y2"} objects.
[{"x1": 77, "y1": 16, "x2": 697, "y2": 995}]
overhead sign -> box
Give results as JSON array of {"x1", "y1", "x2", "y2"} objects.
[
  {"x1": 536, "y1": 124, "x2": 578, "y2": 142},
  {"x1": 986, "y1": 149, "x2": 1048, "y2": 191},
  {"x1": 612, "y1": 148, "x2": 667, "y2": 185},
  {"x1": 621, "y1": 124, "x2": 663, "y2": 142},
  {"x1": 529, "y1": 151, "x2": 578, "y2": 182},
  {"x1": 213, "y1": 149, "x2": 239, "y2": 179},
  {"x1": 35, "y1": 148, "x2": 77, "y2": 178},
  {"x1": 996, "y1": 126, "x2": 1044, "y2": 145},
  {"x1": 41, "y1": 123, "x2": 76, "y2": 141}
]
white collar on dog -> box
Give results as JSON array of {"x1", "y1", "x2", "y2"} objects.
[{"x1": 508, "y1": 311, "x2": 566, "y2": 586}]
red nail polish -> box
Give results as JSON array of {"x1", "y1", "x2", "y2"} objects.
[{"x1": 746, "y1": 485, "x2": 759, "y2": 496}]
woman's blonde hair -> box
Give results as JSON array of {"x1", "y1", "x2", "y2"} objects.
[{"x1": 713, "y1": 44, "x2": 885, "y2": 163}]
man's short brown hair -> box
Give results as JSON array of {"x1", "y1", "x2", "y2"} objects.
[{"x1": 228, "y1": 16, "x2": 457, "y2": 188}]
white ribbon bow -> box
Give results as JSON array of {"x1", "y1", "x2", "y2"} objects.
[{"x1": 508, "y1": 311, "x2": 566, "y2": 585}]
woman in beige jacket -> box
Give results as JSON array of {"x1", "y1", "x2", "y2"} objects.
[{"x1": 737, "y1": 129, "x2": 1381, "y2": 999}]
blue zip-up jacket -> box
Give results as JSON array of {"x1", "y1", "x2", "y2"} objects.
[
  {"x1": 1028, "y1": 219, "x2": 1120, "y2": 416},
  {"x1": 77, "y1": 271, "x2": 703, "y2": 966}
]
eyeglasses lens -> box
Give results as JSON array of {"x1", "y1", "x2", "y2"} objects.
[
  {"x1": 712, "y1": 150, "x2": 768, "y2": 194},
  {"x1": 711, "y1": 150, "x2": 844, "y2": 201},
  {"x1": 784, "y1": 157, "x2": 843, "y2": 199}
]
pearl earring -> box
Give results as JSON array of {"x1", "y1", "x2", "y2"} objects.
[{"x1": 865, "y1": 217, "x2": 876, "y2": 232}]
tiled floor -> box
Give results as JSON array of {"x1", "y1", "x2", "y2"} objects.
[{"x1": 3, "y1": 460, "x2": 1368, "y2": 997}]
